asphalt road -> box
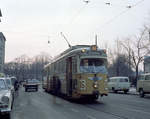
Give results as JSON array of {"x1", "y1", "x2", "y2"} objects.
[{"x1": 4, "y1": 86, "x2": 150, "y2": 119}]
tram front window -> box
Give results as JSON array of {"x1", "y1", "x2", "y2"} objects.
[{"x1": 80, "y1": 58, "x2": 107, "y2": 74}]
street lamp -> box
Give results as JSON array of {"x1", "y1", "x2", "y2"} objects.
[{"x1": 0, "y1": 9, "x2": 2, "y2": 22}]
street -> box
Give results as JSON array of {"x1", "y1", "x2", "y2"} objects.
[{"x1": 3, "y1": 86, "x2": 149, "y2": 119}]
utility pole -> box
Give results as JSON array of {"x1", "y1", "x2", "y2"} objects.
[
  {"x1": 149, "y1": 30, "x2": 150, "y2": 41},
  {"x1": 0, "y1": 9, "x2": 2, "y2": 22},
  {"x1": 95, "y1": 34, "x2": 97, "y2": 46},
  {"x1": 128, "y1": 47, "x2": 131, "y2": 77}
]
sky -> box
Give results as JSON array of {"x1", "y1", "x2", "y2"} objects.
[{"x1": 0, "y1": 0, "x2": 150, "y2": 62}]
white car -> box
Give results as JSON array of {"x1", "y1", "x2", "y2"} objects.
[
  {"x1": 5, "y1": 77, "x2": 15, "y2": 99},
  {"x1": 137, "y1": 73, "x2": 150, "y2": 97},
  {"x1": 108, "y1": 77, "x2": 130, "y2": 93},
  {"x1": 0, "y1": 78, "x2": 13, "y2": 117}
]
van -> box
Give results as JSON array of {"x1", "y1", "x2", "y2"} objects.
[
  {"x1": 108, "y1": 77, "x2": 130, "y2": 93},
  {"x1": 137, "y1": 73, "x2": 150, "y2": 97}
]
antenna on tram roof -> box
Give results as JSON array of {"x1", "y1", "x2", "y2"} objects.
[{"x1": 60, "y1": 32, "x2": 72, "y2": 48}]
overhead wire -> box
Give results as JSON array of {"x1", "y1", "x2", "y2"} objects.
[
  {"x1": 61, "y1": 0, "x2": 90, "y2": 33},
  {"x1": 97, "y1": 0, "x2": 146, "y2": 31},
  {"x1": 68, "y1": 1, "x2": 89, "y2": 25},
  {"x1": 59, "y1": 0, "x2": 90, "y2": 46}
]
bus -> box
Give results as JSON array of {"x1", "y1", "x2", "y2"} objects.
[{"x1": 43, "y1": 45, "x2": 108, "y2": 100}]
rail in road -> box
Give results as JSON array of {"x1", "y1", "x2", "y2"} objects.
[{"x1": 2, "y1": 85, "x2": 150, "y2": 119}]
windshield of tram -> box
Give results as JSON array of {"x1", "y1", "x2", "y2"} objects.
[{"x1": 80, "y1": 58, "x2": 108, "y2": 74}]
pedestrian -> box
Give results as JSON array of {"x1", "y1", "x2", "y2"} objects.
[{"x1": 14, "y1": 80, "x2": 19, "y2": 91}]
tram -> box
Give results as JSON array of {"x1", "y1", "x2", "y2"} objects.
[{"x1": 43, "y1": 45, "x2": 108, "y2": 100}]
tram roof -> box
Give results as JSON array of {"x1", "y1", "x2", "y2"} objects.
[{"x1": 44, "y1": 45, "x2": 107, "y2": 68}]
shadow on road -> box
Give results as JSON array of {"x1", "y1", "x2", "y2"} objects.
[
  {"x1": 44, "y1": 90, "x2": 105, "y2": 105},
  {"x1": 0, "y1": 114, "x2": 10, "y2": 119},
  {"x1": 70, "y1": 99, "x2": 105, "y2": 105},
  {"x1": 109, "y1": 92, "x2": 132, "y2": 95},
  {"x1": 143, "y1": 95, "x2": 150, "y2": 99}
]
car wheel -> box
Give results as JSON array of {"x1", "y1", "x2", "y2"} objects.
[
  {"x1": 139, "y1": 89, "x2": 144, "y2": 97},
  {"x1": 124, "y1": 90, "x2": 128, "y2": 94},
  {"x1": 112, "y1": 87, "x2": 117, "y2": 93}
]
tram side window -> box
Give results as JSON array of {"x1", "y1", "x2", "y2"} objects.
[
  {"x1": 72, "y1": 57, "x2": 77, "y2": 73},
  {"x1": 51, "y1": 63, "x2": 54, "y2": 74},
  {"x1": 59, "y1": 60, "x2": 64, "y2": 74},
  {"x1": 56, "y1": 61, "x2": 59, "y2": 73},
  {"x1": 59, "y1": 61, "x2": 61, "y2": 73},
  {"x1": 63, "y1": 58, "x2": 66, "y2": 73}
]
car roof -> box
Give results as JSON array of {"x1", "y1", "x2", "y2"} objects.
[
  {"x1": 0, "y1": 77, "x2": 6, "y2": 80},
  {"x1": 109, "y1": 76, "x2": 129, "y2": 79},
  {"x1": 140, "y1": 73, "x2": 150, "y2": 76}
]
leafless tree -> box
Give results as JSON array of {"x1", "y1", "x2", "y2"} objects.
[
  {"x1": 4, "y1": 53, "x2": 52, "y2": 81},
  {"x1": 120, "y1": 27, "x2": 150, "y2": 84}
]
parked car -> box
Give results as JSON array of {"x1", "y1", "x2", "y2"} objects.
[
  {"x1": 0, "y1": 78, "x2": 13, "y2": 117},
  {"x1": 24, "y1": 79, "x2": 39, "y2": 92},
  {"x1": 108, "y1": 77, "x2": 130, "y2": 93},
  {"x1": 5, "y1": 77, "x2": 15, "y2": 98},
  {"x1": 10, "y1": 77, "x2": 19, "y2": 91},
  {"x1": 137, "y1": 73, "x2": 150, "y2": 97}
]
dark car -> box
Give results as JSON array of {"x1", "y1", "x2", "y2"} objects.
[{"x1": 24, "y1": 79, "x2": 39, "y2": 92}]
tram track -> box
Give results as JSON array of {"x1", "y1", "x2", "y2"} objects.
[{"x1": 83, "y1": 102, "x2": 129, "y2": 119}]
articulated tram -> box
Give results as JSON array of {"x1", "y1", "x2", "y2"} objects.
[{"x1": 43, "y1": 45, "x2": 108, "y2": 100}]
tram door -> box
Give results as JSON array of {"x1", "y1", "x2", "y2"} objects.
[{"x1": 66, "y1": 57, "x2": 72, "y2": 96}]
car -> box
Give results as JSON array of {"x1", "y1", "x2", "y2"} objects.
[
  {"x1": 108, "y1": 76, "x2": 130, "y2": 93},
  {"x1": 5, "y1": 77, "x2": 15, "y2": 99},
  {"x1": 10, "y1": 76, "x2": 19, "y2": 91},
  {"x1": 24, "y1": 79, "x2": 39, "y2": 92},
  {"x1": 0, "y1": 78, "x2": 13, "y2": 117},
  {"x1": 137, "y1": 73, "x2": 150, "y2": 97}
]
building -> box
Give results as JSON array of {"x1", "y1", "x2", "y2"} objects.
[
  {"x1": 0, "y1": 32, "x2": 6, "y2": 73},
  {"x1": 144, "y1": 56, "x2": 150, "y2": 73}
]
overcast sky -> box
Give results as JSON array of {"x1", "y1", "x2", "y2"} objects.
[{"x1": 0, "y1": 0, "x2": 150, "y2": 62}]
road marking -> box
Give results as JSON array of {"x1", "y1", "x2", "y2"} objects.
[
  {"x1": 70, "y1": 108, "x2": 79, "y2": 113},
  {"x1": 87, "y1": 115, "x2": 97, "y2": 119}
]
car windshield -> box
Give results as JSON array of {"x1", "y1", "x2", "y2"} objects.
[
  {"x1": 27, "y1": 79, "x2": 38, "y2": 83},
  {"x1": 5, "y1": 78, "x2": 11, "y2": 86},
  {"x1": 80, "y1": 58, "x2": 107, "y2": 74},
  {"x1": 0, "y1": 79, "x2": 7, "y2": 90}
]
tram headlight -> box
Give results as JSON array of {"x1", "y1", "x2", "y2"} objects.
[
  {"x1": 94, "y1": 84, "x2": 98, "y2": 88},
  {"x1": 93, "y1": 81, "x2": 98, "y2": 89},
  {"x1": 81, "y1": 49, "x2": 86, "y2": 53}
]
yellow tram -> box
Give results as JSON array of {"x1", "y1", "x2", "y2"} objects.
[{"x1": 43, "y1": 45, "x2": 108, "y2": 100}]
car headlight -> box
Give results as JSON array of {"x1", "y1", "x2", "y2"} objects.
[{"x1": 1, "y1": 96, "x2": 9, "y2": 105}]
